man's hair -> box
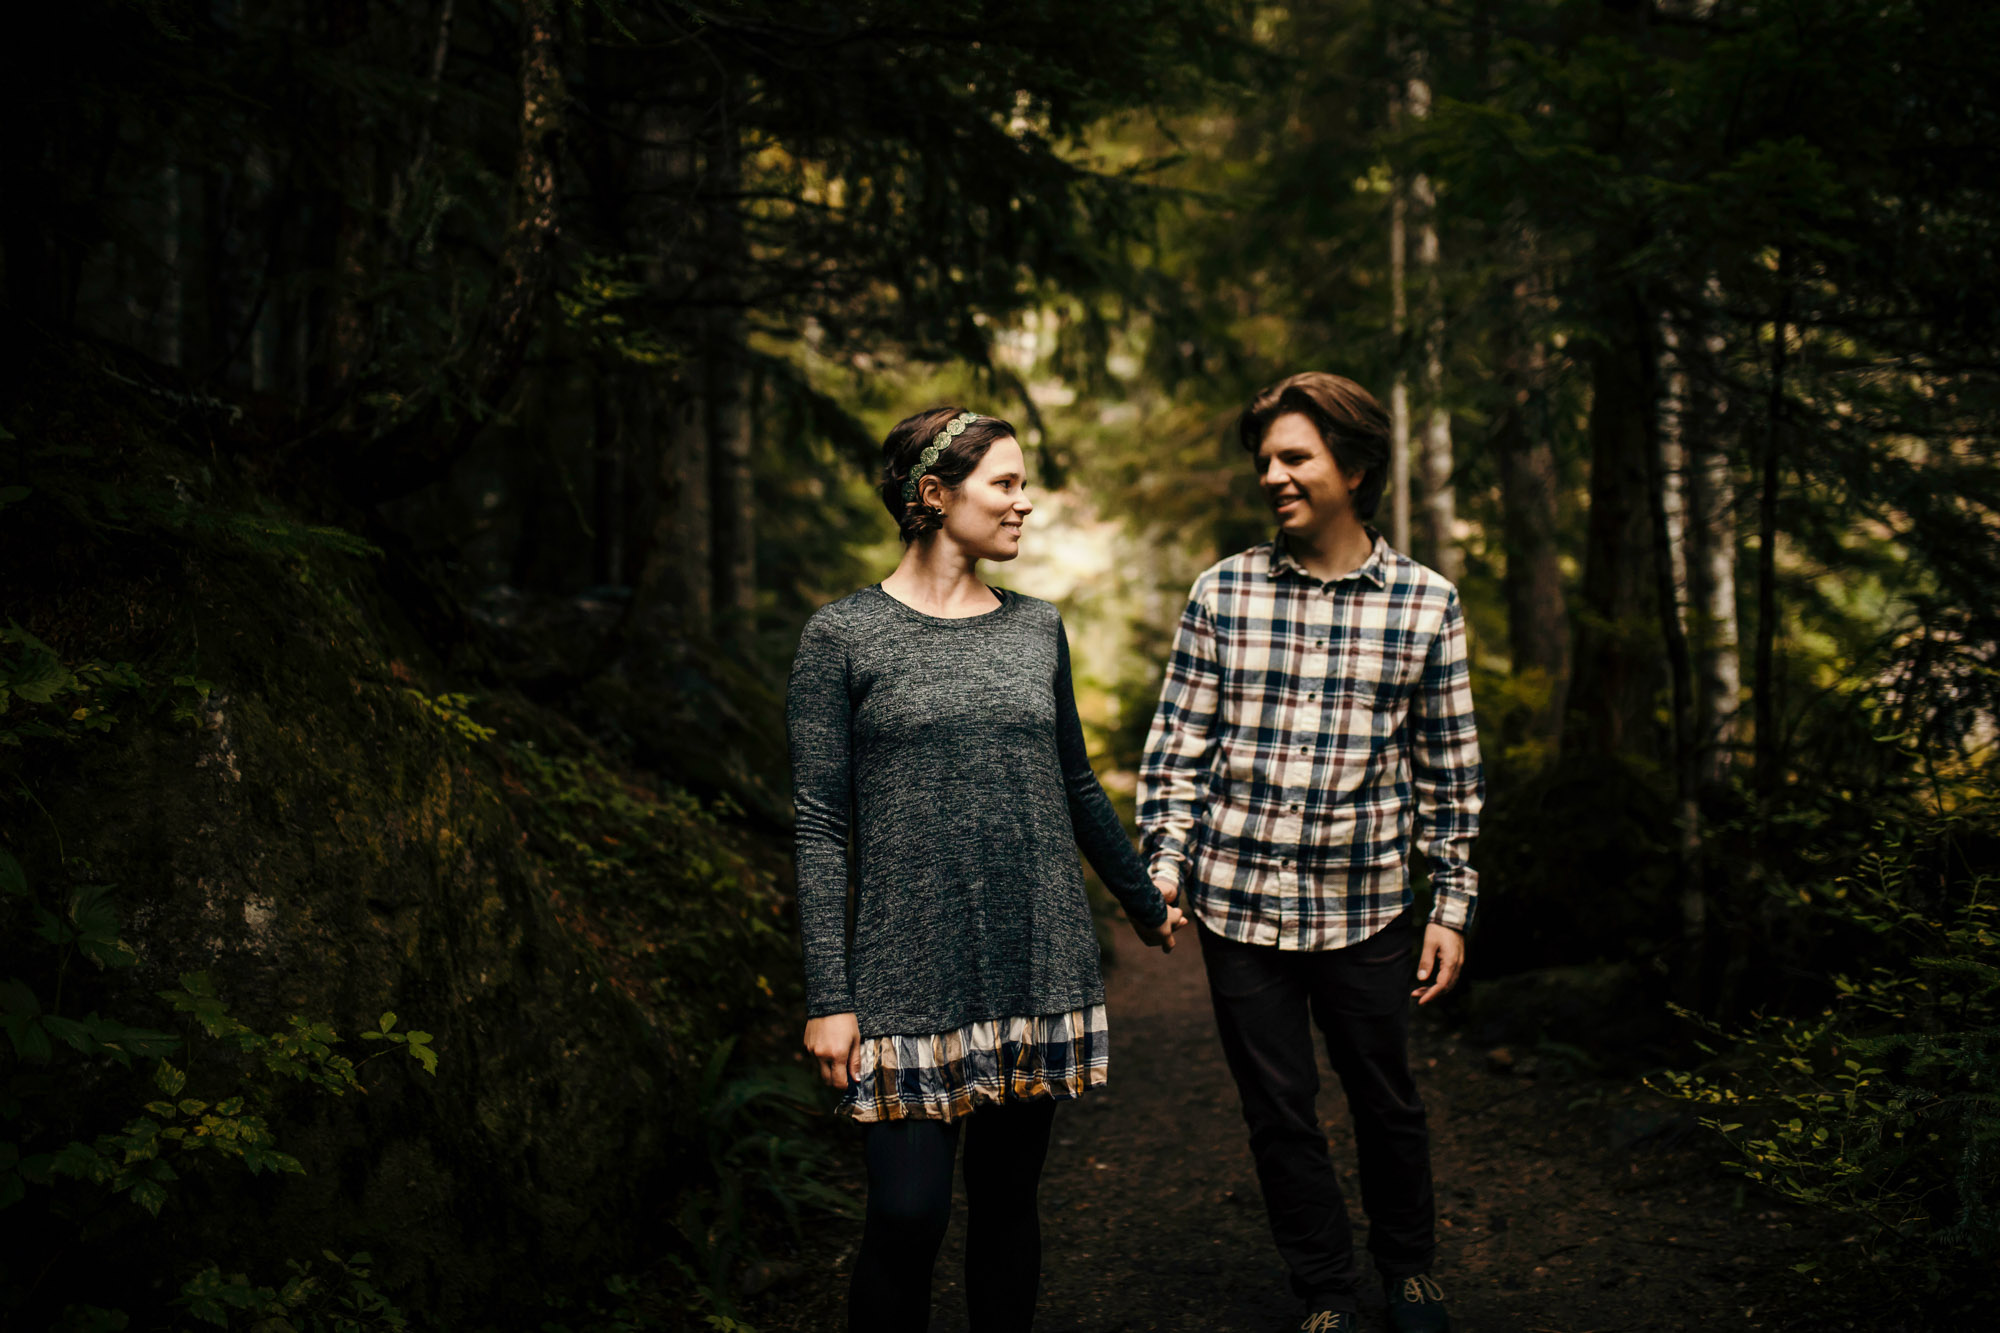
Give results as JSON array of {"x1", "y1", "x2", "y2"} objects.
[{"x1": 1238, "y1": 372, "x2": 1392, "y2": 521}]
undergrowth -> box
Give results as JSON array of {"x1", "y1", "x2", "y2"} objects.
[{"x1": 1655, "y1": 787, "x2": 2000, "y2": 1323}]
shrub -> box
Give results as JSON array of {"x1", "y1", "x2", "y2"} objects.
[{"x1": 1654, "y1": 794, "x2": 2000, "y2": 1319}]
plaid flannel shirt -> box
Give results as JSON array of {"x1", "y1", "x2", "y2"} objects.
[{"x1": 1138, "y1": 532, "x2": 1483, "y2": 950}]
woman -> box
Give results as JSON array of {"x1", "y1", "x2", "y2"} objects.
[{"x1": 787, "y1": 405, "x2": 1187, "y2": 1331}]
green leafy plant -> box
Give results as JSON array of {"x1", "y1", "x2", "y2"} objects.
[
  {"x1": 502, "y1": 740, "x2": 789, "y2": 1034},
  {"x1": 0, "y1": 624, "x2": 147, "y2": 747},
  {"x1": 2, "y1": 845, "x2": 436, "y2": 1325},
  {"x1": 403, "y1": 689, "x2": 496, "y2": 745},
  {"x1": 176, "y1": 1251, "x2": 409, "y2": 1332},
  {"x1": 669, "y1": 1037, "x2": 854, "y2": 1323},
  {"x1": 1654, "y1": 799, "x2": 2000, "y2": 1314},
  {"x1": 0, "y1": 623, "x2": 213, "y2": 750}
]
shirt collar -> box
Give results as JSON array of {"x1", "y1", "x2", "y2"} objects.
[{"x1": 1268, "y1": 529, "x2": 1392, "y2": 590}]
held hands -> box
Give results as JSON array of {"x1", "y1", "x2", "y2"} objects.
[
  {"x1": 803, "y1": 1011, "x2": 861, "y2": 1090},
  {"x1": 1411, "y1": 922, "x2": 1466, "y2": 1005},
  {"x1": 1133, "y1": 872, "x2": 1189, "y2": 952}
]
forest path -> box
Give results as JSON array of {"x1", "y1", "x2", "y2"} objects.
[{"x1": 756, "y1": 925, "x2": 1819, "y2": 1333}]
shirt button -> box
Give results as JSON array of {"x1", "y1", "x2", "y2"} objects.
[
  {"x1": 1316, "y1": 639, "x2": 1326, "y2": 647},
  {"x1": 1306, "y1": 692, "x2": 1316, "y2": 701},
  {"x1": 1289, "y1": 803, "x2": 1301, "y2": 812},
  {"x1": 1281, "y1": 858, "x2": 1294, "y2": 868},
  {"x1": 1298, "y1": 744, "x2": 1310, "y2": 753}
]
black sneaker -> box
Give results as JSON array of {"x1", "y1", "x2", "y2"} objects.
[
  {"x1": 1298, "y1": 1311, "x2": 1355, "y2": 1333},
  {"x1": 1384, "y1": 1273, "x2": 1451, "y2": 1333}
]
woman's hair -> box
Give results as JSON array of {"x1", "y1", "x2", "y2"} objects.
[
  {"x1": 1238, "y1": 372, "x2": 1392, "y2": 521},
  {"x1": 878, "y1": 405, "x2": 1020, "y2": 543}
]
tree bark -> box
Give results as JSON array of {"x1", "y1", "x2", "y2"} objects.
[
  {"x1": 666, "y1": 388, "x2": 713, "y2": 637},
  {"x1": 1493, "y1": 302, "x2": 1568, "y2": 751},
  {"x1": 705, "y1": 82, "x2": 757, "y2": 649},
  {"x1": 158, "y1": 162, "x2": 183, "y2": 368},
  {"x1": 1649, "y1": 317, "x2": 1705, "y2": 991},
  {"x1": 465, "y1": 0, "x2": 563, "y2": 420},
  {"x1": 1389, "y1": 165, "x2": 1412, "y2": 553},
  {"x1": 1405, "y1": 67, "x2": 1457, "y2": 580},
  {"x1": 606, "y1": 87, "x2": 710, "y2": 653},
  {"x1": 1754, "y1": 260, "x2": 1790, "y2": 810},
  {"x1": 1682, "y1": 300, "x2": 1742, "y2": 786},
  {"x1": 591, "y1": 373, "x2": 628, "y2": 589},
  {"x1": 1564, "y1": 295, "x2": 1662, "y2": 761}
]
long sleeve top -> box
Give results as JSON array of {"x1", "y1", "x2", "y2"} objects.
[
  {"x1": 786, "y1": 585, "x2": 1167, "y2": 1037},
  {"x1": 1137, "y1": 533, "x2": 1483, "y2": 950}
]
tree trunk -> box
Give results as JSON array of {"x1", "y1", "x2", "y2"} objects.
[
  {"x1": 1650, "y1": 316, "x2": 1705, "y2": 994},
  {"x1": 707, "y1": 347, "x2": 755, "y2": 646},
  {"x1": 334, "y1": 0, "x2": 563, "y2": 500},
  {"x1": 1493, "y1": 302, "x2": 1568, "y2": 752},
  {"x1": 1682, "y1": 303, "x2": 1742, "y2": 787},
  {"x1": 666, "y1": 388, "x2": 713, "y2": 637},
  {"x1": 1404, "y1": 67, "x2": 1457, "y2": 580},
  {"x1": 591, "y1": 373, "x2": 628, "y2": 589},
  {"x1": 1754, "y1": 261, "x2": 1790, "y2": 810},
  {"x1": 609, "y1": 89, "x2": 710, "y2": 652},
  {"x1": 465, "y1": 0, "x2": 562, "y2": 420},
  {"x1": 158, "y1": 162, "x2": 183, "y2": 368},
  {"x1": 1565, "y1": 296, "x2": 1661, "y2": 761},
  {"x1": 1389, "y1": 168, "x2": 1412, "y2": 553},
  {"x1": 705, "y1": 83, "x2": 757, "y2": 649}
]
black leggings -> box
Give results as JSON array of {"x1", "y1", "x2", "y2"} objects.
[{"x1": 847, "y1": 1097, "x2": 1057, "y2": 1332}]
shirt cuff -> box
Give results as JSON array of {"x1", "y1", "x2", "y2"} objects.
[{"x1": 1427, "y1": 882, "x2": 1476, "y2": 932}]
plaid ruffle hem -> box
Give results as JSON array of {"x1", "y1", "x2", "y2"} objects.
[{"x1": 839, "y1": 1004, "x2": 1109, "y2": 1122}]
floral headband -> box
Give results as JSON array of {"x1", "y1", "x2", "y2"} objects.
[{"x1": 900, "y1": 411, "x2": 981, "y2": 505}]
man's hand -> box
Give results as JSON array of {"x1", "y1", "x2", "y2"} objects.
[
  {"x1": 1133, "y1": 901, "x2": 1189, "y2": 952},
  {"x1": 803, "y1": 1012, "x2": 861, "y2": 1089},
  {"x1": 1411, "y1": 923, "x2": 1465, "y2": 1005}
]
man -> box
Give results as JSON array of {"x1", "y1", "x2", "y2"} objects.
[{"x1": 1138, "y1": 372, "x2": 1482, "y2": 1333}]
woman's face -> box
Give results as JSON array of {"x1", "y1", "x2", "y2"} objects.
[{"x1": 932, "y1": 437, "x2": 1032, "y2": 561}]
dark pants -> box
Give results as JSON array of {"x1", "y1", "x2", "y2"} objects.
[
  {"x1": 847, "y1": 1097, "x2": 1057, "y2": 1333},
  {"x1": 1198, "y1": 912, "x2": 1435, "y2": 1310}
]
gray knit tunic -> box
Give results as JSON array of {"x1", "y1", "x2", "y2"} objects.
[{"x1": 787, "y1": 585, "x2": 1169, "y2": 1037}]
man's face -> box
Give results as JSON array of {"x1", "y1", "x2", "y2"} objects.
[{"x1": 1256, "y1": 412, "x2": 1362, "y2": 539}]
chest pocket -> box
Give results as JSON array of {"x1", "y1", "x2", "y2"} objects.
[{"x1": 1340, "y1": 625, "x2": 1419, "y2": 703}]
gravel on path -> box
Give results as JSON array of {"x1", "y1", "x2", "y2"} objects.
[{"x1": 751, "y1": 922, "x2": 1824, "y2": 1333}]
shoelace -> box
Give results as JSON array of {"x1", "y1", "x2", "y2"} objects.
[{"x1": 1399, "y1": 1274, "x2": 1447, "y2": 1305}]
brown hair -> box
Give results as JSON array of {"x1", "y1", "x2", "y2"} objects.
[
  {"x1": 878, "y1": 405, "x2": 1020, "y2": 543},
  {"x1": 1238, "y1": 372, "x2": 1392, "y2": 521}
]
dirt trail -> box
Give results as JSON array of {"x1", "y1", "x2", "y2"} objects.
[{"x1": 754, "y1": 925, "x2": 1824, "y2": 1333}]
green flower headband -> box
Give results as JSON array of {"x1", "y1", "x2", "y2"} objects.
[{"x1": 900, "y1": 411, "x2": 981, "y2": 505}]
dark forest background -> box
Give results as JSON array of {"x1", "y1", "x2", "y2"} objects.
[{"x1": 2, "y1": 1, "x2": 1995, "y2": 1329}]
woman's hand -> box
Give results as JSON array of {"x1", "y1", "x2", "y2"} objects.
[
  {"x1": 804, "y1": 1012, "x2": 862, "y2": 1089},
  {"x1": 1132, "y1": 901, "x2": 1189, "y2": 952}
]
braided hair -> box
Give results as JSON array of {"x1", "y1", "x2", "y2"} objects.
[{"x1": 877, "y1": 406, "x2": 1020, "y2": 543}]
